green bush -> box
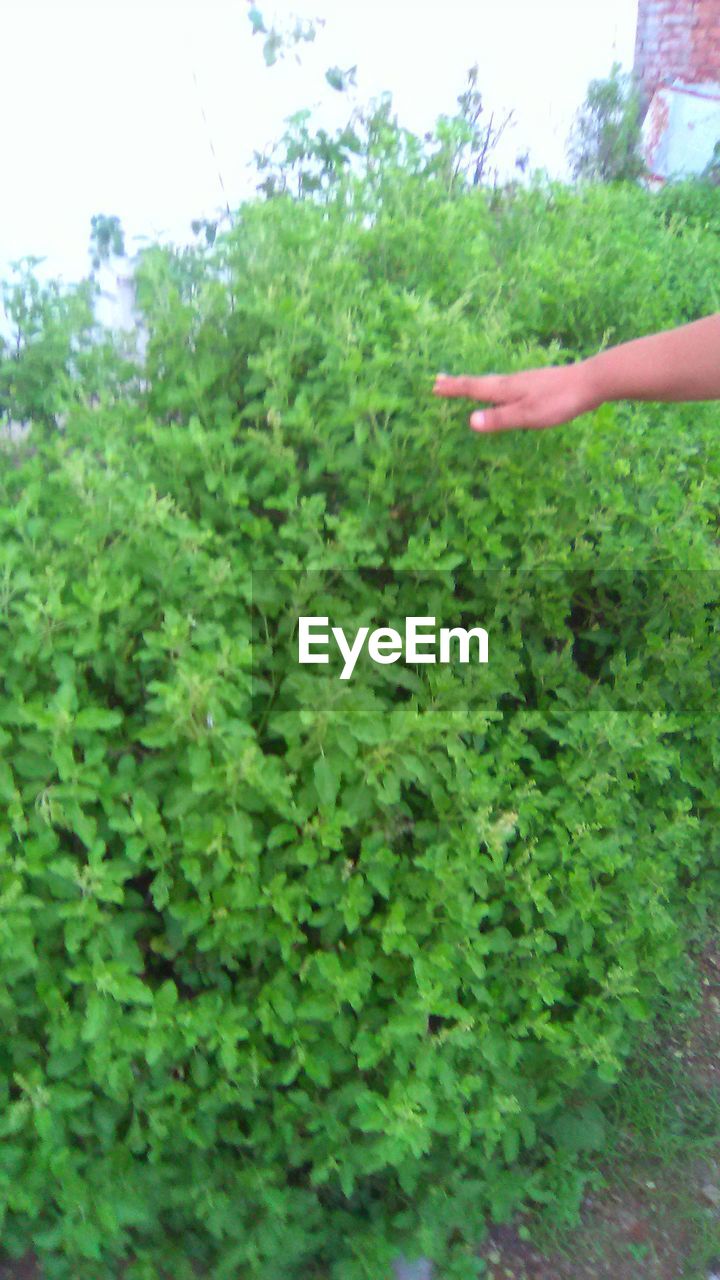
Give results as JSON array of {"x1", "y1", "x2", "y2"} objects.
[
  {"x1": 0, "y1": 261, "x2": 136, "y2": 434},
  {"x1": 566, "y1": 61, "x2": 646, "y2": 185},
  {"x1": 1, "y1": 141, "x2": 720, "y2": 1280},
  {"x1": 484, "y1": 179, "x2": 720, "y2": 350},
  {"x1": 652, "y1": 176, "x2": 720, "y2": 235}
]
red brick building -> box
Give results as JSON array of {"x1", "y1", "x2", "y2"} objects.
[
  {"x1": 634, "y1": 0, "x2": 720, "y2": 113},
  {"x1": 633, "y1": 0, "x2": 720, "y2": 180}
]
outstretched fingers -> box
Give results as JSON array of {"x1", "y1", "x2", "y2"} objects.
[
  {"x1": 433, "y1": 365, "x2": 591, "y2": 433},
  {"x1": 432, "y1": 373, "x2": 511, "y2": 402},
  {"x1": 433, "y1": 372, "x2": 532, "y2": 430}
]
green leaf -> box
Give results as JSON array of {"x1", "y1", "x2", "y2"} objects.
[
  {"x1": 263, "y1": 32, "x2": 282, "y2": 66},
  {"x1": 314, "y1": 754, "x2": 338, "y2": 807},
  {"x1": 325, "y1": 67, "x2": 345, "y2": 92},
  {"x1": 0, "y1": 760, "x2": 16, "y2": 801},
  {"x1": 548, "y1": 1102, "x2": 606, "y2": 1153},
  {"x1": 248, "y1": 5, "x2": 266, "y2": 34},
  {"x1": 74, "y1": 707, "x2": 123, "y2": 731},
  {"x1": 267, "y1": 822, "x2": 298, "y2": 849},
  {"x1": 324, "y1": 65, "x2": 357, "y2": 93}
]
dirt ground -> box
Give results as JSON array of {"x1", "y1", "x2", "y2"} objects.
[{"x1": 2, "y1": 931, "x2": 720, "y2": 1280}]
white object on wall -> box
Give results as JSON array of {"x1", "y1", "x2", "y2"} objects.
[{"x1": 642, "y1": 79, "x2": 720, "y2": 186}]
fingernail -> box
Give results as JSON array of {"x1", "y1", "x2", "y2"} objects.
[{"x1": 470, "y1": 412, "x2": 485, "y2": 430}]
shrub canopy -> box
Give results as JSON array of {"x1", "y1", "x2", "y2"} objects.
[{"x1": 1, "y1": 150, "x2": 720, "y2": 1280}]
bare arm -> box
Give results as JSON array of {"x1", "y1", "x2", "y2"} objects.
[{"x1": 432, "y1": 313, "x2": 720, "y2": 433}]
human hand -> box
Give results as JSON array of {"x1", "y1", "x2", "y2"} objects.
[{"x1": 432, "y1": 362, "x2": 601, "y2": 433}]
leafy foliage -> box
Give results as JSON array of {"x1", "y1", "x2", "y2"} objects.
[
  {"x1": 89, "y1": 214, "x2": 126, "y2": 272},
  {"x1": 245, "y1": 0, "x2": 326, "y2": 69},
  {"x1": 567, "y1": 62, "x2": 647, "y2": 185},
  {"x1": 250, "y1": 61, "x2": 511, "y2": 207},
  {"x1": 1, "y1": 77, "x2": 720, "y2": 1280},
  {"x1": 0, "y1": 259, "x2": 135, "y2": 434},
  {"x1": 652, "y1": 176, "x2": 720, "y2": 234}
]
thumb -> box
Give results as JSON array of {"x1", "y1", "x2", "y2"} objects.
[{"x1": 470, "y1": 402, "x2": 528, "y2": 433}]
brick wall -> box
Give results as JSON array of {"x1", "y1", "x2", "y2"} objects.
[{"x1": 634, "y1": 0, "x2": 720, "y2": 115}]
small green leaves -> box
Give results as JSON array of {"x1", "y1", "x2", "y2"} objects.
[
  {"x1": 89, "y1": 213, "x2": 125, "y2": 271},
  {"x1": 1, "y1": 107, "x2": 720, "y2": 1280}
]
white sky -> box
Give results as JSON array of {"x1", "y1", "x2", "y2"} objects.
[{"x1": 0, "y1": 0, "x2": 638, "y2": 286}]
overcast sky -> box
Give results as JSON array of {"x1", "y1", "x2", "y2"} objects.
[{"x1": 0, "y1": 1, "x2": 638, "y2": 286}]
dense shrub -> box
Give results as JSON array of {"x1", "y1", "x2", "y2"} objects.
[
  {"x1": 0, "y1": 263, "x2": 137, "y2": 434},
  {"x1": 1, "y1": 145, "x2": 720, "y2": 1280},
  {"x1": 652, "y1": 175, "x2": 720, "y2": 235},
  {"x1": 566, "y1": 62, "x2": 646, "y2": 185},
  {"x1": 485, "y1": 180, "x2": 720, "y2": 350}
]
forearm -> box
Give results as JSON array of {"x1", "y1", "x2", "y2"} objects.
[{"x1": 583, "y1": 313, "x2": 720, "y2": 406}]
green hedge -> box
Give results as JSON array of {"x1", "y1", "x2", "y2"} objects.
[{"x1": 1, "y1": 169, "x2": 720, "y2": 1280}]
